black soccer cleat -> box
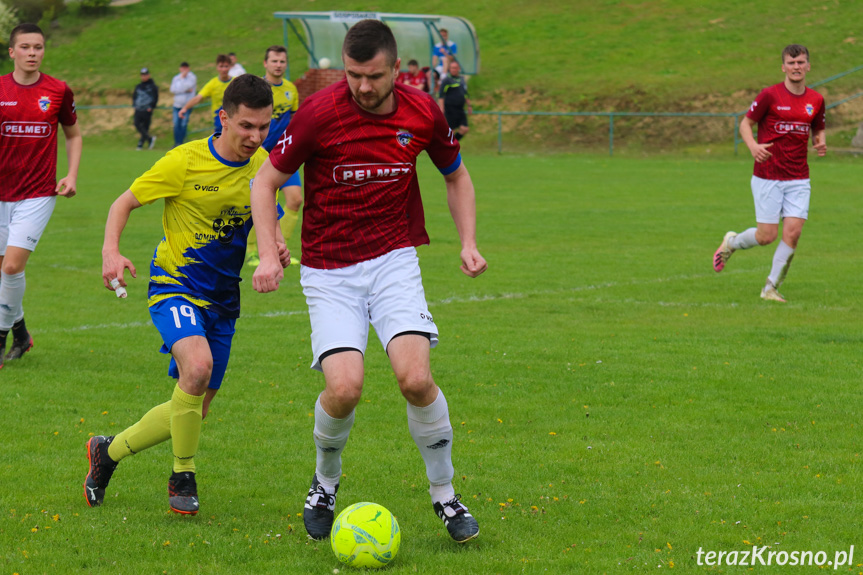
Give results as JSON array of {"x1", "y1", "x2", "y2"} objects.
[
  {"x1": 84, "y1": 436, "x2": 118, "y2": 507},
  {"x1": 434, "y1": 494, "x2": 480, "y2": 543},
  {"x1": 168, "y1": 471, "x2": 200, "y2": 515},
  {"x1": 5, "y1": 332, "x2": 33, "y2": 361},
  {"x1": 303, "y1": 473, "x2": 338, "y2": 540}
]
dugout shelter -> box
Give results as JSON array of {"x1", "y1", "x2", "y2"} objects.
[{"x1": 273, "y1": 10, "x2": 480, "y2": 86}]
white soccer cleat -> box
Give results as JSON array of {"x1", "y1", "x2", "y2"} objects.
[
  {"x1": 760, "y1": 281, "x2": 786, "y2": 303},
  {"x1": 713, "y1": 231, "x2": 737, "y2": 272}
]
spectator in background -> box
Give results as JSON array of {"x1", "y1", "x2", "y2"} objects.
[
  {"x1": 179, "y1": 54, "x2": 232, "y2": 136},
  {"x1": 170, "y1": 62, "x2": 197, "y2": 147},
  {"x1": 228, "y1": 52, "x2": 246, "y2": 78},
  {"x1": 438, "y1": 60, "x2": 471, "y2": 140},
  {"x1": 432, "y1": 28, "x2": 457, "y2": 79},
  {"x1": 398, "y1": 59, "x2": 429, "y2": 93},
  {"x1": 133, "y1": 67, "x2": 158, "y2": 150}
]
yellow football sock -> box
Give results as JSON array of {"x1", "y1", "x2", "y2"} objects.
[
  {"x1": 170, "y1": 384, "x2": 205, "y2": 473},
  {"x1": 280, "y1": 208, "x2": 299, "y2": 243},
  {"x1": 108, "y1": 401, "x2": 172, "y2": 462}
]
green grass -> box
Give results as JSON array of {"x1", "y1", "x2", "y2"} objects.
[
  {"x1": 1, "y1": 146, "x2": 862, "y2": 573},
  {"x1": 20, "y1": 0, "x2": 863, "y2": 109}
]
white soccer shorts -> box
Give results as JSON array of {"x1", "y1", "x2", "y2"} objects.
[
  {"x1": 301, "y1": 246, "x2": 439, "y2": 372},
  {"x1": 751, "y1": 176, "x2": 810, "y2": 224},
  {"x1": 0, "y1": 196, "x2": 57, "y2": 255}
]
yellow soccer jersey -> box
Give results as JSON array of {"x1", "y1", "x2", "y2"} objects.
[
  {"x1": 271, "y1": 79, "x2": 298, "y2": 121},
  {"x1": 130, "y1": 135, "x2": 270, "y2": 318},
  {"x1": 199, "y1": 76, "x2": 232, "y2": 120},
  {"x1": 263, "y1": 79, "x2": 299, "y2": 151}
]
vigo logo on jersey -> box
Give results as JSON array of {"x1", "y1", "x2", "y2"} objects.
[
  {"x1": 774, "y1": 122, "x2": 810, "y2": 135},
  {"x1": 334, "y1": 162, "x2": 413, "y2": 187},
  {"x1": 2, "y1": 121, "x2": 52, "y2": 138}
]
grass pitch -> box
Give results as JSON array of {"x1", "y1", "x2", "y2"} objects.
[{"x1": 1, "y1": 147, "x2": 861, "y2": 574}]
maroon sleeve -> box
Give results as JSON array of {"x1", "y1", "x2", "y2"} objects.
[
  {"x1": 812, "y1": 96, "x2": 826, "y2": 132},
  {"x1": 268, "y1": 100, "x2": 317, "y2": 175},
  {"x1": 424, "y1": 97, "x2": 461, "y2": 172},
  {"x1": 59, "y1": 83, "x2": 77, "y2": 126},
  {"x1": 745, "y1": 87, "x2": 771, "y2": 124}
]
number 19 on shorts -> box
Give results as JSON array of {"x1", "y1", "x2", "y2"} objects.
[{"x1": 170, "y1": 304, "x2": 198, "y2": 328}]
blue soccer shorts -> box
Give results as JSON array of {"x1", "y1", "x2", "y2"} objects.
[{"x1": 149, "y1": 296, "x2": 237, "y2": 389}]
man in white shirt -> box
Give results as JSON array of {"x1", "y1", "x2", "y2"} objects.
[
  {"x1": 169, "y1": 62, "x2": 197, "y2": 147},
  {"x1": 228, "y1": 52, "x2": 246, "y2": 78}
]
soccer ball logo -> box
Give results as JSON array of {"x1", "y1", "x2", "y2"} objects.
[
  {"x1": 212, "y1": 216, "x2": 244, "y2": 245},
  {"x1": 330, "y1": 502, "x2": 401, "y2": 569}
]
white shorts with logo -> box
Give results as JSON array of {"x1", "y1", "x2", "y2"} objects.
[
  {"x1": 751, "y1": 176, "x2": 810, "y2": 224},
  {"x1": 0, "y1": 196, "x2": 57, "y2": 255},
  {"x1": 300, "y1": 246, "x2": 439, "y2": 372}
]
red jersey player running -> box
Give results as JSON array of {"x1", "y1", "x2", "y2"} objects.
[
  {"x1": 713, "y1": 44, "x2": 826, "y2": 302},
  {"x1": 0, "y1": 23, "x2": 82, "y2": 366},
  {"x1": 250, "y1": 20, "x2": 486, "y2": 543}
]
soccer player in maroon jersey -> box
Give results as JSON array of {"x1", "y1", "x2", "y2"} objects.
[
  {"x1": 713, "y1": 44, "x2": 826, "y2": 302},
  {"x1": 0, "y1": 23, "x2": 82, "y2": 367},
  {"x1": 250, "y1": 19, "x2": 486, "y2": 543}
]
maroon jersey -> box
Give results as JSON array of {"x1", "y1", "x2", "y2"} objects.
[
  {"x1": 0, "y1": 73, "x2": 77, "y2": 202},
  {"x1": 745, "y1": 82, "x2": 825, "y2": 181},
  {"x1": 398, "y1": 70, "x2": 429, "y2": 92},
  {"x1": 269, "y1": 79, "x2": 461, "y2": 269}
]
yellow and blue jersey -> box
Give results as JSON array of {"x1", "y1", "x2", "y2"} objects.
[
  {"x1": 263, "y1": 79, "x2": 299, "y2": 152},
  {"x1": 130, "y1": 136, "x2": 270, "y2": 318},
  {"x1": 199, "y1": 76, "x2": 232, "y2": 122}
]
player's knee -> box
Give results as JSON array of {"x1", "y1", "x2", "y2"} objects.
[
  {"x1": 182, "y1": 359, "x2": 213, "y2": 393},
  {"x1": 756, "y1": 230, "x2": 777, "y2": 245},
  {"x1": 326, "y1": 379, "x2": 364, "y2": 410},
  {"x1": 397, "y1": 370, "x2": 434, "y2": 404}
]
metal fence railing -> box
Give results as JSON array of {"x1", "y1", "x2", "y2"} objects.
[
  {"x1": 474, "y1": 87, "x2": 863, "y2": 157},
  {"x1": 78, "y1": 65, "x2": 863, "y2": 156}
]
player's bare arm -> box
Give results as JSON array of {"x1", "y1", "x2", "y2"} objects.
[
  {"x1": 444, "y1": 163, "x2": 487, "y2": 278},
  {"x1": 102, "y1": 190, "x2": 142, "y2": 290},
  {"x1": 274, "y1": 220, "x2": 292, "y2": 268},
  {"x1": 178, "y1": 94, "x2": 202, "y2": 119},
  {"x1": 250, "y1": 158, "x2": 291, "y2": 292},
  {"x1": 57, "y1": 122, "x2": 82, "y2": 197},
  {"x1": 812, "y1": 129, "x2": 827, "y2": 156},
  {"x1": 739, "y1": 117, "x2": 773, "y2": 163}
]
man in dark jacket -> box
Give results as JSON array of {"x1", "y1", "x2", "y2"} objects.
[{"x1": 133, "y1": 68, "x2": 159, "y2": 150}]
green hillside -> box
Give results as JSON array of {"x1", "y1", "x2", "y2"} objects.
[{"x1": 34, "y1": 0, "x2": 863, "y2": 110}]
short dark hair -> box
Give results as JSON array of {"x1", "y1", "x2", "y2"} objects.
[
  {"x1": 180, "y1": 61, "x2": 189, "y2": 68},
  {"x1": 782, "y1": 44, "x2": 809, "y2": 61},
  {"x1": 408, "y1": 59, "x2": 419, "y2": 67},
  {"x1": 342, "y1": 19, "x2": 397, "y2": 67},
  {"x1": 222, "y1": 74, "x2": 273, "y2": 116},
  {"x1": 216, "y1": 54, "x2": 231, "y2": 66},
  {"x1": 264, "y1": 45, "x2": 287, "y2": 61},
  {"x1": 9, "y1": 23, "x2": 43, "y2": 47}
]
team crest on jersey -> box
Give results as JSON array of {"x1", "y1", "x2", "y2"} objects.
[
  {"x1": 805, "y1": 103, "x2": 814, "y2": 116},
  {"x1": 37, "y1": 96, "x2": 51, "y2": 112},
  {"x1": 396, "y1": 129, "x2": 414, "y2": 147}
]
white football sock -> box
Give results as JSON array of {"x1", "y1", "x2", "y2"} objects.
[
  {"x1": 0, "y1": 271, "x2": 25, "y2": 331},
  {"x1": 313, "y1": 394, "x2": 354, "y2": 490},
  {"x1": 768, "y1": 240, "x2": 795, "y2": 288},
  {"x1": 730, "y1": 228, "x2": 759, "y2": 250},
  {"x1": 407, "y1": 390, "x2": 455, "y2": 504}
]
